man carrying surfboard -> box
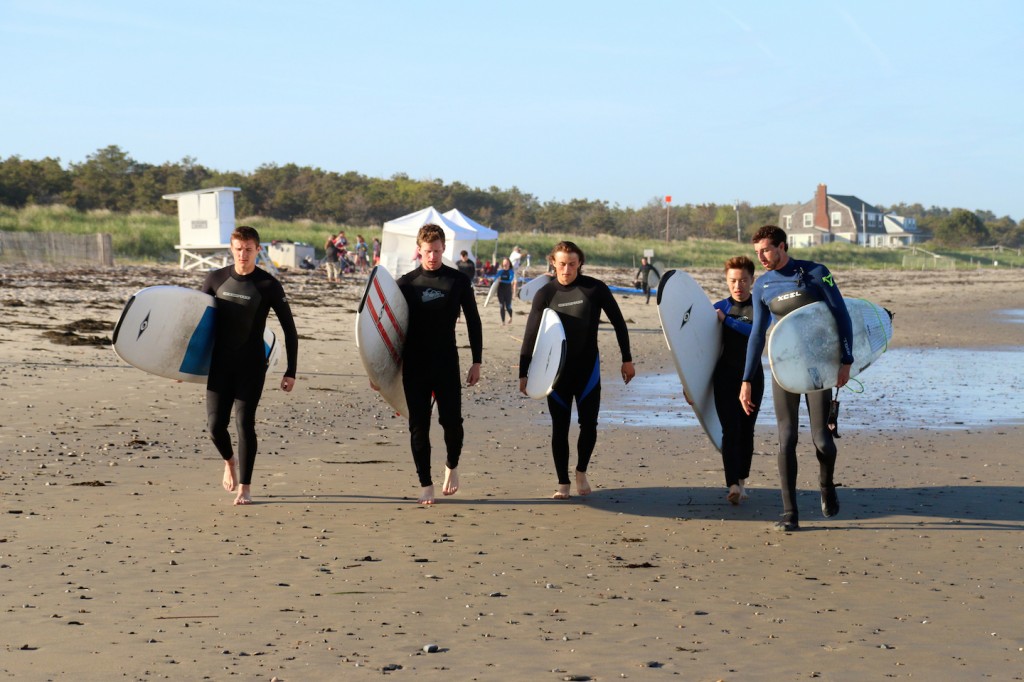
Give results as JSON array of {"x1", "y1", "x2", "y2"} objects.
[
  {"x1": 201, "y1": 225, "x2": 299, "y2": 506},
  {"x1": 634, "y1": 257, "x2": 660, "y2": 305},
  {"x1": 518, "y1": 241, "x2": 635, "y2": 500},
  {"x1": 397, "y1": 223, "x2": 483, "y2": 505},
  {"x1": 740, "y1": 225, "x2": 852, "y2": 531}
]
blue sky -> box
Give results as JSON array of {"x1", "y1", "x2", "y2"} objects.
[{"x1": 3, "y1": 0, "x2": 1022, "y2": 218}]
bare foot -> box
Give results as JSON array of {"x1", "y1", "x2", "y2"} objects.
[
  {"x1": 442, "y1": 467, "x2": 459, "y2": 496},
  {"x1": 727, "y1": 484, "x2": 742, "y2": 505},
  {"x1": 552, "y1": 484, "x2": 571, "y2": 500},
  {"x1": 739, "y1": 479, "x2": 749, "y2": 500},
  {"x1": 418, "y1": 485, "x2": 436, "y2": 506},
  {"x1": 233, "y1": 484, "x2": 252, "y2": 505},
  {"x1": 575, "y1": 470, "x2": 592, "y2": 496},
  {"x1": 222, "y1": 459, "x2": 238, "y2": 492}
]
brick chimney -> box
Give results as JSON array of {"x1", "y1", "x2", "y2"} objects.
[{"x1": 814, "y1": 183, "x2": 829, "y2": 229}]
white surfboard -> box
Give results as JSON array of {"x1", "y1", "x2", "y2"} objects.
[
  {"x1": 525, "y1": 308, "x2": 566, "y2": 399},
  {"x1": 483, "y1": 277, "x2": 500, "y2": 307},
  {"x1": 768, "y1": 297, "x2": 894, "y2": 393},
  {"x1": 656, "y1": 270, "x2": 724, "y2": 451},
  {"x1": 112, "y1": 286, "x2": 279, "y2": 384},
  {"x1": 355, "y1": 265, "x2": 409, "y2": 415},
  {"x1": 649, "y1": 261, "x2": 666, "y2": 293},
  {"x1": 518, "y1": 274, "x2": 553, "y2": 303}
]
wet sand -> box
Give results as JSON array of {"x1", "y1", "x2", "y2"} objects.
[{"x1": 1, "y1": 264, "x2": 1022, "y2": 680}]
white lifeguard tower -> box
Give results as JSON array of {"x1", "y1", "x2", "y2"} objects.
[{"x1": 162, "y1": 187, "x2": 276, "y2": 272}]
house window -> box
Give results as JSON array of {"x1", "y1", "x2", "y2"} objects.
[
  {"x1": 831, "y1": 211, "x2": 841, "y2": 227},
  {"x1": 803, "y1": 212, "x2": 813, "y2": 227},
  {"x1": 783, "y1": 215, "x2": 792, "y2": 229}
]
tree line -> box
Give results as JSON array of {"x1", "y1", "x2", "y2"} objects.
[{"x1": 1, "y1": 145, "x2": 1021, "y2": 247}]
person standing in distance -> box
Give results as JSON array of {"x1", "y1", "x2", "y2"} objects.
[
  {"x1": 397, "y1": 224, "x2": 483, "y2": 505},
  {"x1": 740, "y1": 225, "x2": 853, "y2": 531},
  {"x1": 456, "y1": 250, "x2": 476, "y2": 284},
  {"x1": 634, "y1": 256, "x2": 661, "y2": 305},
  {"x1": 201, "y1": 226, "x2": 299, "y2": 506},
  {"x1": 494, "y1": 257, "x2": 516, "y2": 325},
  {"x1": 713, "y1": 256, "x2": 762, "y2": 505},
  {"x1": 519, "y1": 241, "x2": 634, "y2": 499}
]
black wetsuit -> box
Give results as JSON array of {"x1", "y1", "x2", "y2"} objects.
[
  {"x1": 713, "y1": 296, "x2": 762, "y2": 487},
  {"x1": 456, "y1": 258, "x2": 476, "y2": 283},
  {"x1": 519, "y1": 275, "x2": 632, "y2": 485},
  {"x1": 495, "y1": 267, "x2": 515, "y2": 323},
  {"x1": 397, "y1": 265, "x2": 483, "y2": 487},
  {"x1": 743, "y1": 258, "x2": 853, "y2": 523},
  {"x1": 200, "y1": 266, "x2": 298, "y2": 485},
  {"x1": 635, "y1": 263, "x2": 660, "y2": 304}
]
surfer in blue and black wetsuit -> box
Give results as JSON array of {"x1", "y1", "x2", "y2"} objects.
[
  {"x1": 397, "y1": 223, "x2": 482, "y2": 506},
  {"x1": 200, "y1": 226, "x2": 299, "y2": 506},
  {"x1": 713, "y1": 255, "x2": 762, "y2": 506},
  {"x1": 519, "y1": 241, "x2": 634, "y2": 500},
  {"x1": 495, "y1": 257, "x2": 515, "y2": 325},
  {"x1": 740, "y1": 225, "x2": 852, "y2": 531}
]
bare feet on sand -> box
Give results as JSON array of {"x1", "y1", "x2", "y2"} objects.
[
  {"x1": 442, "y1": 467, "x2": 459, "y2": 496},
  {"x1": 418, "y1": 485, "x2": 436, "y2": 506},
  {"x1": 223, "y1": 459, "x2": 238, "y2": 492},
  {"x1": 233, "y1": 484, "x2": 252, "y2": 505},
  {"x1": 727, "y1": 484, "x2": 742, "y2": 505},
  {"x1": 552, "y1": 484, "x2": 571, "y2": 500},
  {"x1": 575, "y1": 470, "x2": 592, "y2": 496}
]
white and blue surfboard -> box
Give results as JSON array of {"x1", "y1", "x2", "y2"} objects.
[{"x1": 113, "y1": 286, "x2": 279, "y2": 383}]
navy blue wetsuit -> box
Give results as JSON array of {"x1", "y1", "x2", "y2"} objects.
[
  {"x1": 713, "y1": 296, "x2": 762, "y2": 488},
  {"x1": 519, "y1": 275, "x2": 632, "y2": 485},
  {"x1": 200, "y1": 266, "x2": 298, "y2": 485},
  {"x1": 398, "y1": 264, "x2": 483, "y2": 487},
  {"x1": 743, "y1": 258, "x2": 852, "y2": 523}
]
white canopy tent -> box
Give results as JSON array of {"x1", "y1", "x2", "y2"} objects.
[{"x1": 379, "y1": 206, "x2": 498, "y2": 277}]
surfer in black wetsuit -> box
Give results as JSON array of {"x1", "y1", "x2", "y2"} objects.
[
  {"x1": 519, "y1": 241, "x2": 634, "y2": 499},
  {"x1": 740, "y1": 225, "x2": 853, "y2": 531},
  {"x1": 200, "y1": 226, "x2": 299, "y2": 506},
  {"x1": 495, "y1": 257, "x2": 515, "y2": 325},
  {"x1": 713, "y1": 255, "x2": 762, "y2": 506},
  {"x1": 396, "y1": 223, "x2": 482, "y2": 505},
  {"x1": 635, "y1": 257, "x2": 660, "y2": 304}
]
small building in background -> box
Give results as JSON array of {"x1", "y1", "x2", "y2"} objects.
[{"x1": 779, "y1": 184, "x2": 920, "y2": 248}]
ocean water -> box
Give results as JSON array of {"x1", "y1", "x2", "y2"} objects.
[{"x1": 601, "y1": 346, "x2": 1024, "y2": 431}]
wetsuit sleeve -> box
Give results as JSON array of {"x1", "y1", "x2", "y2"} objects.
[
  {"x1": 742, "y1": 287, "x2": 770, "y2": 382},
  {"x1": 270, "y1": 281, "x2": 299, "y2": 378},
  {"x1": 815, "y1": 265, "x2": 855, "y2": 365},
  {"x1": 459, "y1": 277, "x2": 483, "y2": 364},
  {"x1": 598, "y1": 283, "x2": 632, "y2": 363},
  {"x1": 199, "y1": 270, "x2": 218, "y2": 295},
  {"x1": 715, "y1": 299, "x2": 753, "y2": 337},
  {"x1": 518, "y1": 290, "x2": 549, "y2": 378}
]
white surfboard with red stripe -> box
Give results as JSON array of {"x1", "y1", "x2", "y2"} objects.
[{"x1": 355, "y1": 266, "x2": 409, "y2": 416}]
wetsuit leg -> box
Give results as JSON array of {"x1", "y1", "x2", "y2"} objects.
[
  {"x1": 207, "y1": 387, "x2": 235, "y2": 461},
  {"x1": 546, "y1": 390, "x2": 573, "y2": 485},
  {"x1": 806, "y1": 389, "x2": 837, "y2": 486},
  {"x1": 207, "y1": 364, "x2": 267, "y2": 485},
  {"x1": 433, "y1": 367, "x2": 464, "y2": 472},
  {"x1": 232, "y1": 369, "x2": 267, "y2": 485},
  {"x1": 574, "y1": 362, "x2": 602, "y2": 474},
  {"x1": 403, "y1": 370, "x2": 436, "y2": 487},
  {"x1": 740, "y1": 370, "x2": 765, "y2": 481},
  {"x1": 771, "y1": 376, "x2": 801, "y2": 518},
  {"x1": 714, "y1": 367, "x2": 747, "y2": 486}
]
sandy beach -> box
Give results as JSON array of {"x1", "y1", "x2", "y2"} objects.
[{"x1": 1, "y1": 263, "x2": 1022, "y2": 681}]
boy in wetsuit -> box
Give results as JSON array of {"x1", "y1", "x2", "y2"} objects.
[
  {"x1": 519, "y1": 241, "x2": 635, "y2": 499},
  {"x1": 396, "y1": 224, "x2": 483, "y2": 505},
  {"x1": 201, "y1": 226, "x2": 299, "y2": 506},
  {"x1": 713, "y1": 255, "x2": 762, "y2": 506},
  {"x1": 740, "y1": 225, "x2": 853, "y2": 531}
]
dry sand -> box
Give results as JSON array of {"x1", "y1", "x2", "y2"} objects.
[{"x1": 1, "y1": 263, "x2": 1022, "y2": 681}]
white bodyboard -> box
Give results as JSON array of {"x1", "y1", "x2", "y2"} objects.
[
  {"x1": 518, "y1": 274, "x2": 553, "y2": 303},
  {"x1": 483, "y1": 278, "x2": 500, "y2": 307},
  {"x1": 768, "y1": 297, "x2": 893, "y2": 393},
  {"x1": 525, "y1": 308, "x2": 566, "y2": 399},
  {"x1": 656, "y1": 270, "x2": 724, "y2": 451}
]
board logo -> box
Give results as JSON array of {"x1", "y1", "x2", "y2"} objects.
[
  {"x1": 678, "y1": 304, "x2": 693, "y2": 330},
  {"x1": 136, "y1": 311, "x2": 151, "y2": 341}
]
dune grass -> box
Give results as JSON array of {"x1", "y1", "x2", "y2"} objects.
[{"x1": 1, "y1": 204, "x2": 1019, "y2": 269}]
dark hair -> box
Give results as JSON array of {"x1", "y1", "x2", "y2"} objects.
[
  {"x1": 232, "y1": 225, "x2": 261, "y2": 245},
  {"x1": 417, "y1": 223, "x2": 446, "y2": 246},
  {"x1": 549, "y1": 240, "x2": 585, "y2": 266},
  {"x1": 724, "y1": 255, "x2": 755, "y2": 277},
  {"x1": 460, "y1": 250, "x2": 469, "y2": 257},
  {"x1": 751, "y1": 225, "x2": 787, "y2": 246}
]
